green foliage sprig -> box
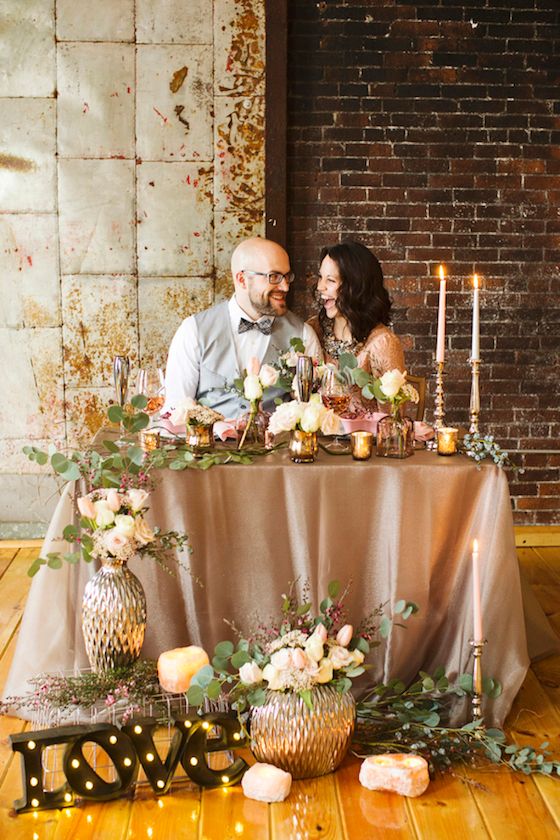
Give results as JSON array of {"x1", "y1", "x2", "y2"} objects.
[{"x1": 460, "y1": 432, "x2": 524, "y2": 475}]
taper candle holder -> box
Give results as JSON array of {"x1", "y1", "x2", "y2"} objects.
[
  {"x1": 427, "y1": 360, "x2": 445, "y2": 450},
  {"x1": 469, "y1": 638, "x2": 487, "y2": 722},
  {"x1": 469, "y1": 357, "x2": 480, "y2": 435}
]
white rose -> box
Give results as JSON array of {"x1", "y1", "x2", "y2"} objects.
[
  {"x1": 309, "y1": 393, "x2": 322, "y2": 405},
  {"x1": 304, "y1": 630, "x2": 325, "y2": 663},
  {"x1": 105, "y1": 489, "x2": 122, "y2": 512},
  {"x1": 104, "y1": 529, "x2": 129, "y2": 555},
  {"x1": 262, "y1": 663, "x2": 283, "y2": 690},
  {"x1": 270, "y1": 649, "x2": 293, "y2": 670},
  {"x1": 170, "y1": 397, "x2": 197, "y2": 426},
  {"x1": 128, "y1": 488, "x2": 149, "y2": 511},
  {"x1": 379, "y1": 369, "x2": 406, "y2": 399},
  {"x1": 315, "y1": 658, "x2": 333, "y2": 684},
  {"x1": 114, "y1": 514, "x2": 135, "y2": 538},
  {"x1": 320, "y1": 409, "x2": 342, "y2": 436},
  {"x1": 239, "y1": 662, "x2": 263, "y2": 685},
  {"x1": 259, "y1": 364, "x2": 279, "y2": 388},
  {"x1": 329, "y1": 645, "x2": 354, "y2": 670},
  {"x1": 134, "y1": 516, "x2": 155, "y2": 546},
  {"x1": 93, "y1": 500, "x2": 115, "y2": 527},
  {"x1": 244, "y1": 374, "x2": 263, "y2": 402},
  {"x1": 269, "y1": 401, "x2": 304, "y2": 434},
  {"x1": 284, "y1": 349, "x2": 298, "y2": 368},
  {"x1": 300, "y1": 403, "x2": 323, "y2": 433}
]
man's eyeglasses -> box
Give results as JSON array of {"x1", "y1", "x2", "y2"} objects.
[{"x1": 242, "y1": 269, "x2": 295, "y2": 286}]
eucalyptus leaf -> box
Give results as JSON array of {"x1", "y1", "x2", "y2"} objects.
[
  {"x1": 231, "y1": 650, "x2": 251, "y2": 669},
  {"x1": 131, "y1": 394, "x2": 148, "y2": 409},
  {"x1": 102, "y1": 440, "x2": 120, "y2": 454},
  {"x1": 186, "y1": 685, "x2": 204, "y2": 706},
  {"x1": 27, "y1": 557, "x2": 46, "y2": 577},
  {"x1": 328, "y1": 580, "x2": 340, "y2": 598},
  {"x1": 192, "y1": 665, "x2": 214, "y2": 688},
  {"x1": 60, "y1": 462, "x2": 81, "y2": 481},
  {"x1": 36, "y1": 451, "x2": 49, "y2": 466},
  {"x1": 215, "y1": 640, "x2": 234, "y2": 658},
  {"x1": 62, "y1": 524, "x2": 78, "y2": 541},
  {"x1": 107, "y1": 404, "x2": 124, "y2": 423},
  {"x1": 206, "y1": 679, "x2": 222, "y2": 701},
  {"x1": 47, "y1": 556, "x2": 63, "y2": 569},
  {"x1": 379, "y1": 616, "x2": 391, "y2": 638}
]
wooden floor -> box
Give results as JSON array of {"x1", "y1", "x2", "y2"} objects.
[{"x1": 0, "y1": 540, "x2": 559, "y2": 839}]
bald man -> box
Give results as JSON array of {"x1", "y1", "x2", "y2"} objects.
[{"x1": 164, "y1": 238, "x2": 322, "y2": 417}]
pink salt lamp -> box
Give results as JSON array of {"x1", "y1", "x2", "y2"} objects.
[
  {"x1": 359, "y1": 754, "x2": 430, "y2": 797},
  {"x1": 157, "y1": 646, "x2": 209, "y2": 694},
  {"x1": 241, "y1": 763, "x2": 292, "y2": 802}
]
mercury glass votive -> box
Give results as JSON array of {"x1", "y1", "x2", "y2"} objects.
[
  {"x1": 139, "y1": 429, "x2": 160, "y2": 452},
  {"x1": 437, "y1": 427, "x2": 458, "y2": 456},
  {"x1": 351, "y1": 431, "x2": 374, "y2": 460}
]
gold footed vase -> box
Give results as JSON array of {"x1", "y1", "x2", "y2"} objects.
[
  {"x1": 82, "y1": 556, "x2": 147, "y2": 673},
  {"x1": 250, "y1": 685, "x2": 355, "y2": 778}
]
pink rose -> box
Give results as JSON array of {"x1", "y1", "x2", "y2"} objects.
[
  {"x1": 127, "y1": 488, "x2": 149, "y2": 511},
  {"x1": 104, "y1": 529, "x2": 129, "y2": 555},
  {"x1": 259, "y1": 364, "x2": 279, "y2": 387},
  {"x1": 77, "y1": 496, "x2": 96, "y2": 519}
]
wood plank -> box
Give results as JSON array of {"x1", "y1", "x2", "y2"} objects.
[
  {"x1": 534, "y1": 548, "x2": 560, "y2": 583},
  {"x1": 0, "y1": 548, "x2": 38, "y2": 657},
  {"x1": 405, "y1": 769, "x2": 490, "y2": 839},
  {"x1": 515, "y1": 528, "x2": 560, "y2": 548},
  {"x1": 201, "y1": 783, "x2": 269, "y2": 840},
  {"x1": 127, "y1": 783, "x2": 201, "y2": 840},
  {"x1": 271, "y1": 774, "x2": 344, "y2": 840},
  {"x1": 0, "y1": 732, "x2": 60, "y2": 840},
  {"x1": 335, "y1": 754, "x2": 416, "y2": 839},
  {"x1": 51, "y1": 798, "x2": 132, "y2": 840},
  {"x1": 0, "y1": 541, "x2": 43, "y2": 550},
  {"x1": 530, "y1": 585, "x2": 560, "y2": 617},
  {"x1": 517, "y1": 548, "x2": 558, "y2": 587}
]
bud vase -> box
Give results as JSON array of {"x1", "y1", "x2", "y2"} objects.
[
  {"x1": 376, "y1": 413, "x2": 414, "y2": 459},
  {"x1": 186, "y1": 423, "x2": 213, "y2": 457},
  {"x1": 250, "y1": 685, "x2": 355, "y2": 779},
  {"x1": 82, "y1": 556, "x2": 147, "y2": 672},
  {"x1": 236, "y1": 406, "x2": 268, "y2": 448},
  {"x1": 288, "y1": 429, "x2": 318, "y2": 463}
]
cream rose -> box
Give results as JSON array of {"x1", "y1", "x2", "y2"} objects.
[
  {"x1": 329, "y1": 645, "x2": 355, "y2": 670},
  {"x1": 128, "y1": 488, "x2": 149, "y2": 512},
  {"x1": 300, "y1": 403, "x2": 323, "y2": 433},
  {"x1": 105, "y1": 489, "x2": 122, "y2": 512},
  {"x1": 93, "y1": 500, "x2": 115, "y2": 527},
  {"x1": 114, "y1": 514, "x2": 135, "y2": 538},
  {"x1": 134, "y1": 516, "x2": 155, "y2": 546},
  {"x1": 239, "y1": 661, "x2": 263, "y2": 685},
  {"x1": 268, "y1": 401, "x2": 304, "y2": 434},
  {"x1": 320, "y1": 409, "x2": 342, "y2": 436},
  {"x1": 379, "y1": 368, "x2": 406, "y2": 399},
  {"x1": 104, "y1": 529, "x2": 129, "y2": 555},
  {"x1": 315, "y1": 657, "x2": 333, "y2": 684},
  {"x1": 77, "y1": 496, "x2": 96, "y2": 519},
  {"x1": 270, "y1": 649, "x2": 294, "y2": 670},
  {"x1": 259, "y1": 364, "x2": 279, "y2": 387},
  {"x1": 262, "y1": 663, "x2": 283, "y2": 690},
  {"x1": 244, "y1": 374, "x2": 263, "y2": 401},
  {"x1": 351, "y1": 649, "x2": 365, "y2": 666},
  {"x1": 304, "y1": 628, "x2": 326, "y2": 663}
]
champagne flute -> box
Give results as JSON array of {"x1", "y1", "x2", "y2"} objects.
[
  {"x1": 113, "y1": 355, "x2": 130, "y2": 446},
  {"x1": 296, "y1": 355, "x2": 314, "y2": 403},
  {"x1": 136, "y1": 368, "x2": 165, "y2": 421}
]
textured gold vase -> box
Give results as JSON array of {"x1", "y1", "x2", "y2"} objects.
[
  {"x1": 186, "y1": 424, "x2": 213, "y2": 457},
  {"x1": 288, "y1": 429, "x2": 318, "y2": 463},
  {"x1": 82, "y1": 557, "x2": 147, "y2": 672},
  {"x1": 250, "y1": 685, "x2": 355, "y2": 778}
]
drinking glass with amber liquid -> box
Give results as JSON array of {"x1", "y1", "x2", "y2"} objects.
[
  {"x1": 320, "y1": 367, "x2": 351, "y2": 415},
  {"x1": 136, "y1": 368, "x2": 165, "y2": 420}
]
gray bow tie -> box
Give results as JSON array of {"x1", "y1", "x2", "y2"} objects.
[{"x1": 238, "y1": 317, "x2": 273, "y2": 336}]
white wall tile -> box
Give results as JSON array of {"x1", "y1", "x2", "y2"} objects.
[
  {"x1": 213, "y1": 208, "x2": 264, "y2": 301},
  {"x1": 214, "y1": 94, "x2": 264, "y2": 211},
  {"x1": 59, "y1": 159, "x2": 135, "y2": 274},
  {"x1": 214, "y1": 0, "x2": 265, "y2": 96},
  {"x1": 0, "y1": 0, "x2": 55, "y2": 96},
  {"x1": 0, "y1": 99, "x2": 56, "y2": 212},
  {"x1": 137, "y1": 162, "x2": 213, "y2": 276},
  {"x1": 57, "y1": 43, "x2": 135, "y2": 159},
  {"x1": 138, "y1": 276, "x2": 214, "y2": 368},
  {"x1": 136, "y1": 45, "x2": 213, "y2": 162},
  {"x1": 61, "y1": 275, "x2": 138, "y2": 388},
  {"x1": 0, "y1": 326, "x2": 64, "y2": 439},
  {"x1": 136, "y1": 0, "x2": 212, "y2": 44},
  {"x1": 56, "y1": 0, "x2": 135, "y2": 42},
  {"x1": 0, "y1": 214, "x2": 60, "y2": 328}
]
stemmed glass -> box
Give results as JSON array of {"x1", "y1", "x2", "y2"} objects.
[
  {"x1": 320, "y1": 367, "x2": 352, "y2": 450},
  {"x1": 136, "y1": 368, "x2": 165, "y2": 424},
  {"x1": 113, "y1": 355, "x2": 131, "y2": 446}
]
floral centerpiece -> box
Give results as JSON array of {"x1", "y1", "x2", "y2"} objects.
[
  {"x1": 185, "y1": 581, "x2": 411, "y2": 778},
  {"x1": 167, "y1": 398, "x2": 224, "y2": 455},
  {"x1": 234, "y1": 357, "x2": 280, "y2": 448},
  {"x1": 268, "y1": 394, "x2": 341, "y2": 462}
]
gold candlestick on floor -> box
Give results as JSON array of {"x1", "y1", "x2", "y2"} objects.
[
  {"x1": 469, "y1": 358, "x2": 480, "y2": 434},
  {"x1": 469, "y1": 638, "x2": 487, "y2": 722}
]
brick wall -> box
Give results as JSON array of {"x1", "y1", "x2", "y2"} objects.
[{"x1": 286, "y1": 0, "x2": 560, "y2": 524}]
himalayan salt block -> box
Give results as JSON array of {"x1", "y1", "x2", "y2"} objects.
[
  {"x1": 157, "y1": 646, "x2": 209, "y2": 694},
  {"x1": 241, "y1": 763, "x2": 292, "y2": 803},
  {"x1": 359, "y1": 754, "x2": 430, "y2": 797}
]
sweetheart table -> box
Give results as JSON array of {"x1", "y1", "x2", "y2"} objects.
[{"x1": 4, "y1": 448, "x2": 558, "y2": 725}]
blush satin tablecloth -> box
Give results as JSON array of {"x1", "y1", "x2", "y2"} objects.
[{"x1": 4, "y1": 449, "x2": 558, "y2": 725}]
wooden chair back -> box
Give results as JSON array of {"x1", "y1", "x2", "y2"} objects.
[{"x1": 406, "y1": 374, "x2": 427, "y2": 422}]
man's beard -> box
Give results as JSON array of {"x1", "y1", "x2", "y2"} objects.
[{"x1": 249, "y1": 288, "x2": 287, "y2": 316}]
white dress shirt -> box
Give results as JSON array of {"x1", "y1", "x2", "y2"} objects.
[{"x1": 164, "y1": 296, "x2": 322, "y2": 412}]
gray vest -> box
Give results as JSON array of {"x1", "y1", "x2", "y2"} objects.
[{"x1": 195, "y1": 301, "x2": 306, "y2": 417}]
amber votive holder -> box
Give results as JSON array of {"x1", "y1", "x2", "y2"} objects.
[
  {"x1": 437, "y1": 427, "x2": 458, "y2": 456},
  {"x1": 351, "y1": 431, "x2": 374, "y2": 461},
  {"x1": 139, "y1": 429, "x2": 160, "y2": 452}
]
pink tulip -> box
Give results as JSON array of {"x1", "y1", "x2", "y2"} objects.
[
  {"x1": 315, "y1": 623, "x2": 328, "y2": 643},
  {"x1": 336, "y1": 624, "x2": 353, "y2": 648},
  {"x1": 292, "y1": 648, "x2": 308, "y2": 669},
  {"x1": 247, "y1": 356, "x2": 261, "y2": 376},
  {"x1": 77, "y1": 496, "x2": 96, "y2": 519},
  {"x1": 106, "y1": 489, "x2": 122, "y2": 512}
]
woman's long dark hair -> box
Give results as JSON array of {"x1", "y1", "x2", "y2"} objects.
[{"x1": 319, "y1": 241, "x2": 392, "y2": 343}]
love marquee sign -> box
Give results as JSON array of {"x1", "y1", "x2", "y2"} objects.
[{"x1": 10, "y1": 712, "x2": 248, "y2": 813}]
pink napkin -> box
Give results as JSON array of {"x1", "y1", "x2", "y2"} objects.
[
  {"x1": 413, "y1": 421, "x2": 435, "y2": 442},
  {"x1": 213, "y1": 421, "x2": 239, "y2": 441}
]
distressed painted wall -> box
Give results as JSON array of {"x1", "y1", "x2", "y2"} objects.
[{"x1": 0, "y1": 0, "x2": 265, "y2": 535}]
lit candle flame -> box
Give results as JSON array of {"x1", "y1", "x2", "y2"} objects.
[
  {"x1": 439, "y1": 264, "x2": 445, "y2": 281},
  {"x1": 473, "y1": 273, "x2": 479, "y2": 289},
  {"x1": 473, "y1": 538, "x2": 479, "y2": 552}
]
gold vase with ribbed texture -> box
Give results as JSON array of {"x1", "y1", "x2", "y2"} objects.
[
  {"x1": 82, "y1": 556, "x2": 147, "y2": 673},
  {"x1": 250, "y1": 685, "x2": 355, "y2": 778}
]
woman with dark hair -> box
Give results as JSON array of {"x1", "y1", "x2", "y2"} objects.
[{"x1": 307, "y1": 240, "x2": 405, "y2": 375}]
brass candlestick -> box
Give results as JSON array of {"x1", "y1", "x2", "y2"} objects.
[
  {"x1": 427, "y1": 360, "x2": 445, "y2": 450},
  {"x1": 469, "y1": 638, "x2": 487, "y2": 722},
  {"x1": 469, "y1": 358, "x2": 480, "y2": 434}
]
